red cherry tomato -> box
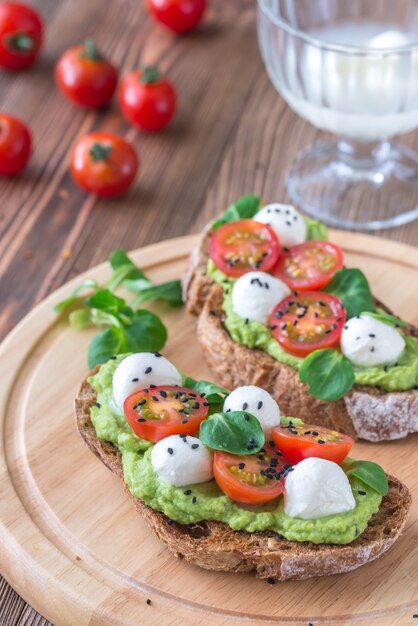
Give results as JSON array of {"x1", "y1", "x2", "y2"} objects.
[
  {"x1": 213, "y1": 450, "x2": 287, "y2": 505},
  {"x1": 0, "y1": 113, "x2": 31, "y2": 175},
  {"x1": 209, "y1": 219, "x2": 280, "y2": 278},
  {"x1": 147, "y1": 0, "x2": 206, "y2": 34},
  {"x1": 70, "y1": 132, "x2": 138, "y2": 197},
  {"x1": 124, "y1": 385, "x2": 209, "y2": 443},
  {"x1": 273, "y1": 241, "x2": 344, "y2": 291},
  {"x1": 55, "y1": 40, "x2": 118, "y2": 108},
  {"x1": 0, "y1": 2, "x2": 43, "y2": 69},
  {"x1": 119, "y1": 66, "x2": 176, "y2": 132},
  {"x1": 270, "y1": 291, "x2": 346, "y2": 357},
  {"x1": 272, "y1": 423, "x2": 354, "y2": 465}
]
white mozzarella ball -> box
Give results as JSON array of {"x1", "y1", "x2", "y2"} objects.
[
  {"x1": 223, "y1": 385, "x2": 280, "y2": 434},
  {"x1": 340, "y1": 315, "x2": 405, "y2": 368},
  {"x1": 231, "y1": 271, "x2": 290, "y2": 325},
  {"x1": 151, "y1": 435, "x2": 214, "y2": 487},
  {"x1": 112, "y1": 353, "x2": 182, "y2": 413},
  {"x1": 284, "y1": 457, "x2": 356, "y2": 519},
  {"x1": 254, "y1": 203, "x2": 307, "y2": 247}
]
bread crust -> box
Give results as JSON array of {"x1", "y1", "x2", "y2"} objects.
[
  {"x1": 183, "y1": 223, "x2": 418, "y2": 441},
  {"x1": 75, "y1": 372, "x2": 411, "y2": 581}
]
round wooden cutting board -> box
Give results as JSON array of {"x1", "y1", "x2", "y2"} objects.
[{"x1": 1, "y1": 232, "x2": 417, "y2": 626}]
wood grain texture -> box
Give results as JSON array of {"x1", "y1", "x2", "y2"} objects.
[
  {"x1": 0, "y1": 0, "x2": 418, "y2": 624},
  {"x1": 0, "y1": 235, "x2": 418, "y2": 626}
]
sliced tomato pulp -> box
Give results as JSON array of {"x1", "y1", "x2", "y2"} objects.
[
  {"x1": 213, "y1": 449, "x2": 288, "y2": 504},
  {"x1": 273, "y1": 241, "x2": 343, "y2": 291},
  {"x1": 272, "y1": 423, "x2": 354, "y2": 465},
  {"x1": 270, "y1": 291, "x2": 346, "y2": 357},
  {"x1": 124, "y1": 385, "x2": 209, "y2": 443},
  {"x1": 209, "y1": 219, "x2": 280, "y2": 278}
]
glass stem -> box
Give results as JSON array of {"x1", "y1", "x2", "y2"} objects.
[{"x1": 337, "y1": 139, "x2": 392, "y2": 172}]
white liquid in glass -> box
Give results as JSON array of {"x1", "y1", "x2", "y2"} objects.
[{"x1": 278, "y1": 22, "x2": 418, "y2": 141}]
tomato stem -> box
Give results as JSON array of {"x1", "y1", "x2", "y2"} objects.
[
  {"x1": 83, "y1": 39, "x2": 104, "y2": 62},
  {"x1": 140, "y1": 66, "x2": 160, "y2": 84},
  {"x1": 5, "y1": 32, "x2": 35, "y2": 53},
  {"x1": 89, "y1": 143, "x2": 112, "y2": 162}
]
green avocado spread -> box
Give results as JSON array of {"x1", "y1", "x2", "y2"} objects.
[
  {"x1": 88, "y1": 356, "x2": 382, "y2": 545},
  {"x1": 207, "y1": 262, "x2": 418, "y2": 393}
]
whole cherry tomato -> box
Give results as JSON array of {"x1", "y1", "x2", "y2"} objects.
[
  {"x1": 0, "y1": 2, "x2": 43, "y2": 69},
  {"x1": 0, "y1": 113, "x2": 31, "y2": 175},
  {"x1": 147, "y1": 0, "x2": 206, "y2": 34},
  {"x1": 119, "y1": 66, "x2": 176, "y2": 132},
  {"x1": 70, "y1": 132, "x2": 139, "y2": 197},
  {"x1": 55, "y1": 39, "x2": 118, "y2": 108}
]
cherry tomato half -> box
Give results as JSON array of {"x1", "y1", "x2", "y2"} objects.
[
  {"x1": 213, "y1": 450, "x2": 287, "y2": 505},
  {"x1": 273, "y1": 241, "x2": 344, "y2": 291},
  {"x1": 0, "y1": 113, "x2": 31, "y2": 175},
  {"x1": 124, "y1": 385, "x2": 209, "y2": 443},
  {"x1": 55, "y1": 39, "x2": 118, "y2": 108},
  {"x1": 209, "y1": 219, "x2": 280, "y2": 278},
  {"x1": 147, "y1": 0, "x2": 206, "y2": 34},
  {"x1": 272, "y1": 423, "x2": 354, "y2": 465},
  {"x1": 70, "y1": 132, "x2": 138, "y2": 197},
  {"x1": 0, "y1": 2, "x2": 43, "y2": 69},
  {"x1": 270, "y1": 291, "x2": 346, "y2": 357},
  {"x1": 119, "y1": 66, "x2": 176, "y2": 132}
]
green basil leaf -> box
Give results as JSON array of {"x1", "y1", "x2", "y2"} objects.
[
  {"x1": 304, "y1": 217, "x2": 328, "y2": 241},
  {"x1": 69, "y1": 309, "x2": 91, "y2": 330},
  {"x1": 199, "y1": 411, "x2": 264, "y2": 455},
  {"x1": 88, "y1": 327, "x2": 124, "y2": 369},
  {"x1": 129, "y1": 279, "x2": 183, "y2": 307},
  {"x1": 54, "y1": 279, "x2": 99, "y2": 314},
  {"x1": 109, "y1": 249, "x2": 149, "y2": 280},
  {"x1": 323, "y1": 268, "x2": 375, "y2": 319},
  {"x1": 124, "y1": 310, "x2": 167, "y2": 353},
  {"x1": 85, "y1": 289, "x2": 127, "y2": 314},
  {"x1": 342, "y1": 458, "x2": 388, "y2": 496},
  {"x1": 212, "y1": 195, "x2": 261, "y2": 229},
  {"x1": 183, "y1": 377, "x2": 229, "y2": 407},
  {"x1": 362, "y1": 310, "x2": 409, "y2": 329},
  {"x1": 299, "y1": 349, "x2": 355, "y2": 401}
]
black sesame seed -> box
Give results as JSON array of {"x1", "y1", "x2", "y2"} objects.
[
  {"x1": 146, "y1": 598, "x2": 152, "y2": 605},
  {"x1": 192, "y1": 496, "x2": 197, "y2": 504},
  {"x1": 275, "y1": 450, "x2": 283, "y2": 456},
  {"x1": 160, "y1": 390, "x2": 167, "y2": 398},
  {"x1": 154, "y1": 352, "x2": 162, "y2": 357},
  {"x1": 277, "y1": 533, "x2": 284, "y2": 540},
  {"x1": 203, "y1": 401, "x2": 209, "y2": 406},
  {"x1": 95, "y1": 402, "x2": 101, "y2": 408},
  {"x1": 110, "y1": 355, "x2": 117, "y2": 360},
  {"x1": 167, "y1": 448, "x2": 173, "y2": 455},
  {"x1": 242, "y1": 402, "x2": 248, "y2": 410},
  {"x1": 200, "y1": 392, "x2": 206, "y2": 397},
  {"x1": 269, "y1": 440, "x2": 275, "y2": 447},
  {"x1": 369, "y1": 333, "x2": 376, "y2": 338},
  {"x1": 152, "y1": 395, "x2": 159, "y2": 401},
  {"x1": 267, "y1": 577, "x2": 277, "y2": 585},
  {"x1": 137, "y1": 418, "x2": 146, "y2": 422},
  {"x1": 191, "y1": 443, "x2": 199, "y2": 449},
  {"x1": 181, "y1": 419, "x2": 188, "y2": 424},
  {"x1": 248, "y1": 437, "x2": 256, "y2": 444},
  {"x1": 192, "y1": 402, "x2": 200, "y2": 409},
  {"x1": 209, "y1": 309, "x2": 217, "y2": 316},
  {"x1": 270, "y1": 325, "x2": 278, "y2": 330},
  {"x1": 150, "y1": 384, "x2": 157, "y2": 388},
  {"x1": 243, "y1": 414, "x2": 249, "y2": 421},
  {"x1": 184, "y1": 489, "x2": 192, "y2": 495},
  {"x1": 358, "y1": 490, "x2": 366, "y2": 496},
  {"x1": 312, "y1": 431, "x2": 319, "y2": 436},
  {"x1": 145, "y1": 366, "x2": 152, "y2": 374},
  {"x1": 370, "y1": 347, "x2": 375, "y2": 352},
  {"x1": 304, "y1": 430, "x2": 311, "y2": 435},
  {"x1": 143, "y1": 388, "x2": 149, "y2": 393},
  {"x1": 317, "y1": 439, "x2": 325, "y2": 444},
  {"x1": 238, "y1": 462, "x2": 245, "y2": 470},
  {"x1": 131, "y1": 378, "x2": 139, "y2": 382},
  {"x1": 257, "y1": 401, "x2": 263, "y2": 409},
  {"x1": 167, "y1": 519, "x2": 174, "y2": 525},
  {"x1": 344, "y1": 325, "x2": 349, "y2": 330},
  {"x1": 245, "y1": 318, "x2": 249, "y2": 325}
]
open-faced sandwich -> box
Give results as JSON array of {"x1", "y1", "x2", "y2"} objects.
[
  {"x1": 183, "y1": 195, "x2": 418, "y2": 441},
  {"x1": 75, "y1": 352, "x2": 411, "y2": 581}
]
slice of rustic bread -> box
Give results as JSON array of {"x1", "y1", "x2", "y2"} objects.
[
  {"x1": 75, "y1": 372, "x2": 411, "y2": 581},
  {"x1": 182, "y1": 223, "x2": 418, "y2": 441}
]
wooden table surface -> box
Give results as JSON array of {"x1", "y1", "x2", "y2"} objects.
[{"x1": 1, "y1": 1, "x2": 417, "y2": 624}]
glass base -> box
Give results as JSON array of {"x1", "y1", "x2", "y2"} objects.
[{"x1": 286, "y1": 139, "x2": 418, "y2": 231}]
